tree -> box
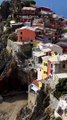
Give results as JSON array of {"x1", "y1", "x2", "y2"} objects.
[
  {"x1": 52, "y1": 117, "x2": 62, "y2": 120},
  {"x1": 54, "y1": 78, "x2": 67, "y2": 98},
  {"x1": 9, "y1": 33, "x2": 17, "y2": 41},
  {"x1": 1, "y1": 1, "x2": 11, "y2": 19},
  {"x1": 23, "y1": 0, "x2": 36, "y2": 7},
  {"x1": 2, "y1": 33, "x2": 8, "y2": 47},
  {"x1": 56, "y1": 117, "x2": 62, "y2": 120}
]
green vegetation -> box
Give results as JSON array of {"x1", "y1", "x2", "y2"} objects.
[
  {"x1": 1, "y1": 33, "x2": 8, "y2": 47},
  {"x1": 3, "y1": 49, "x2": 9, "y2": 58},
  {"x1": 0, "y1": 0, "x2": 36, "y2": 20},
  {"x1": 23, "y1": 0, "x2": 36, "y2": 7},
  {"x1": 56, "y1": 117, "x2": 62, "y2": 120},
  {"x1": 9, "y1": 33, "x2": 17, "y2": 41},
  {"x1": 17, "y1": 44, "x2": 32, "y2": 60},
  {"x1": 0, "y1": 49, "x2": 10, "y2": 72},
  {"x1": 1, "y1": 1, "x2": 10, "y2": 19},
  {"x1": 52, "y1": 117, "x2": 62, "y2": 120},
  {"x1": 54, "y1": 78, "x2": 67, "y2": 98}
]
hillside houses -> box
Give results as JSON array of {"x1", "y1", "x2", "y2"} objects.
[
  {"x1": 7, "y1": 4, "x2": 67, "y2": 91},
  {"x1": 0, "y1": 2, "x2": 67, "y2": 119},
  {"x1": 57, "y1": 42, "x2": 67, "y2": 53},
  {"x1": 16, "y1": 26, "x2": 36, "y2": 42},
  {"x1": 21, "y1": 7, "x2": 37, "y2": 16},
  {"x1": 54, "y1": 95, "x2": 67, "y2": 120},
  {"x1": 48, "y1": 54, "x2": 67, "y2": 88},
  {"x1": 5, "y1": 3, "x2": 67, "y2": 85}
]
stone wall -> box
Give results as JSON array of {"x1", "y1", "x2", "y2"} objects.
[{"x1": 50, "y1": 93, "x2": 59, "y2": 110}]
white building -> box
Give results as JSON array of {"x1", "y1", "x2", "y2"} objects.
[
  {"x1": 54, "y1": 95, "x2": 67, "y2": 120},
  {"x1": 48, "y1": 54, "x2": 67, "y2": 89}
]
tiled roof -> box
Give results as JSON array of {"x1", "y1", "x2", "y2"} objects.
[
  {"x1": 38, "y1": 7, "x2": 53, "y2": 12},
  {"x1": 33, "y1": 80, "x2": 42, "y2": 88},
  {"x1": 16, "y1": 26, "x2": 36, "y2": 32},
  {"x1": 22, "y1": 7, "x2": 36, "y2": 11}
]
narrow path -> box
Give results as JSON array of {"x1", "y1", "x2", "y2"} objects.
[
  {"x1": 0, "y1": 93, "x2": 27, "y2": 120},
  {"x1": 9, "y1": 100, "x2": 27, "y2": 120}
]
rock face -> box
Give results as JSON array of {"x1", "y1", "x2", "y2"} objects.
[
  {"x1": 0, "y1": 57, "x2": 37, "y2": 94},
  {"x1": 30, "y1": 86, "x2": 50, "y2": 120},
  {"x1": 17, "y1": 85, "x2": 50, "y2": 120},
  {"x1": 0, "y1": 40, "x2": 36, "y2": 94},
  {"x1": 0, "y1": 59, "x2": 20, "y2": 94}
]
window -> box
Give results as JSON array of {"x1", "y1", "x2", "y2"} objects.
[
  {"x1": 51, "y1": 70, "x2": 53, "y2": 74},
  {"x1": 51, "y1": 64, "x2": 53, "y2": 68},
  {"x1": 48, "y1": 52, "x2": 51, "y2": 56},
  {"x1": 44, "y1": 71, "x2": 47, "y2": 74},
  {"x1": 38, "y1": 57, "x2": 42, "y2": 63},
  {"x1": 62, "y1": 64, "x2": 65, "y2": 68},
  {"x1": 44, "y1": 63, "x2": 47, "y2": 66},
  {"x1": 20, "y1": 37, "x2": 22, "y2": 40},
  {"x1": 29, "y1": 64, "x2": 32, "y2": 67},
  {"x1": 20, "y1": 32, "x2": 22, "y2": 34}
]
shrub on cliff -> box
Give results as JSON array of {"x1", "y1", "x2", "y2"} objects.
[{"x1": 54, "y1": 78, "x2": 67, "y2": 98}]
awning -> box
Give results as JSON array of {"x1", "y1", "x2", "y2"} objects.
[{"x1": 31, "y1": 84, "x2": 39, "y2": 92}]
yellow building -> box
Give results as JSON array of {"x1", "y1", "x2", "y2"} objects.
[
  {"x1": 42, "y1": 60, "x2": 48, "y2": 79},
  {"x1": 41, "y1": 52, "x2": 56, "y2": 80}
]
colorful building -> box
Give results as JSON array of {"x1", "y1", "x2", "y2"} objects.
[
  {"x1": 42, "y1": 56, "x2": 50, "y2": 79},
  {"x1": 32, "y1": 45, "x2": 56, "y2": 80},
  {"x1": 47, "y1": 54, "x2": 67, "y2": 89},
  {"x1": 22, "y1": 7, "x2": 37, "y2": 15},
  {"x1": 16, "y1": 26, "x2": 36, "y2": 42},
  {"x1": 33, "y1": 48, "x2": 67, "y2": 87},
  {"x1": 32, "y1": 42, "x2": 63, "y2": 80},
  {"x1": 38, "y1": 7, "x2": 53, "y2": 15},
  {"x1": 28, "y1": 79, "x2": 42, "y2": 108}
]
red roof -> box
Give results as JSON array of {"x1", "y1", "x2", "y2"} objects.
[
  {"x1": 38, "y1": 7, "x2": 53, "y2": 12},
  {"x1": 33, "y1": 80, "x2": 40, "y2": 87}
]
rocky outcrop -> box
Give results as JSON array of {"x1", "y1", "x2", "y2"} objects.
[
  {"x1": 17, "y1": 85, "x2": 50, "y2": 120},
  {"x1": 0, "y1": 59, "x2": 19, "y2": 94},
  {"x1": 0, "y1": 57, "x2": 37, "y2": 94}
]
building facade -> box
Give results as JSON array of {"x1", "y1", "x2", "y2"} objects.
[{"x1": 16, "y1": 26, "x2": 36, "y2": 42}]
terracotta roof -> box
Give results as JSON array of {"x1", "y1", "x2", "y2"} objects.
[
  {"x1": 22, "y1": 7, "x2": 36, "y2": 11},
  {"x1": 16, "y1": 26, "x2": 36, "y2": 32},
  {"x1": 38, "y1": 7, "x2": 53, "y2": 12},
  {"x1": 33, "y1": 80, "x2": 42, "y2": 88}
]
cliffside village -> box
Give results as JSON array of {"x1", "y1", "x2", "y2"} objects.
[{"x1": 0, "y1": 4, "x2": 67, "y2": 120}]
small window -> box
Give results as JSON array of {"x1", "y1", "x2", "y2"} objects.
[
  {"x1": 44, "y1": 63, "x2": 47, "y2": 66},
  {"x1": 49, "y1": 52, "x2": 51, "y2": 56},
  {"x1": 20, "y1": 37, "x2": 22, "y2": 40},
  {"x1": 29, "y1": 64, "x2": 32, "y2": 67},
  {"x1": 38, "y1": 57, "x2": 42, "y2": 63},
  {"x1": 44, "y1": 71, "x2": 47, "y2": 74},
  {"x1": 62, "y1": 64, "x2": 65, "y2": 68},
  {"x1": 20, "y1": 32, "x2": 22, "y2": 34},
  {"x1": 51, "y1": 64, "x2": 53, "y2": 68},
  {"x1": 51, "y1": 70, "x2": 53, "y2": 74}
]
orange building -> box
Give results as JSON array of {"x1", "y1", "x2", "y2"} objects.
[{"x1": 17, "y1": 26, "x2": 36, "y2": 42}]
